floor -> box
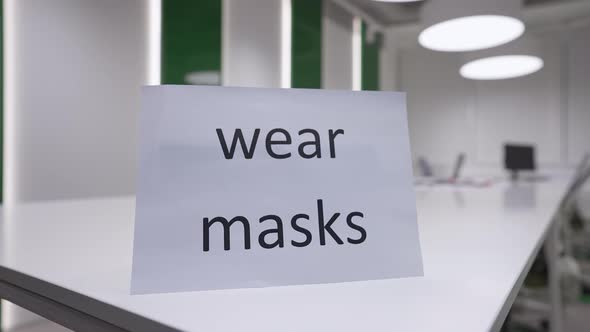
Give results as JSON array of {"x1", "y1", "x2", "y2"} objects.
[{"x1": 505, "y1": 303, "x2": 590, "y2": 332}]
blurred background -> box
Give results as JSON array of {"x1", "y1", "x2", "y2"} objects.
[{"x1": 0, "y1": 0, "x2": 589, "y2": 331}]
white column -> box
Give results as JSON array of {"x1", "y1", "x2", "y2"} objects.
[
  {"x1": 351, "y1": 16, "x2": 362, "y2": 91},
  {"x1": 2, "y1": 0, "x2": 153, "y2": 329},
  {"x1": 222, "y1": 0, "x2": 291, "y2": 88},
  {"x1": 322, "y1": 1, "x2": 360, "y2": 90},
  {"x1": 147, "y1": 0, "x2": 162, "y2": 86}
]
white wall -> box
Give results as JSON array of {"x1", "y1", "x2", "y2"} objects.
[
  {"x1": 567, "y1": 25, "x2": 590, "y2": 164},
  {"x1": 394, "y1": 25, "x2": 590, "y2": 174},
  {"x1": 379, "y1": 44, "x2": 398, "y2": 92},
  {"x1": 3, "y1": 0, "x2": 150, "y2": 329},
  {"x1": 322, "y1": 0, "x2": 354, "y2": 90},
  {"x1": 472, "y1": 32, "x2": 563, "y2": 167},
  {"x1": 399, "y1": 48, "x2": 476, "y2": 170},
  {"x1": 222, "y1": 0, "x2": 289, "y2": 88},
  {"x1": 5, "y1": 0, "x2": 150, "y2": 203}
]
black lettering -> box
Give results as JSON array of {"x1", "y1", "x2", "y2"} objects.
[
  {"x1": 328, "y1": 129, "x2": 343, "y2": 158},
  {"x1": 317, "y1": 199, "x2": 343, "y2": 245},
  {"x1": 216, "y1": 128, "x2": 260, "y2": 159},
  {"x1": 258, "y1": 215, "x2": 285, "y2": 249},
  {"x1": 203, "y1": 216, "x2": 251, "y2": 251},
  {"x1": 346, "y1": 212, "x2": 366, "y2": 244},
  {"x1": 298, "y1": 129, "x2": 321, "y2": 159},
  {"x1": 265, "y1": 128, "x2": 292, "y2": 159},
  {"x1": 290, "y1": 213, "x2": 312, "y2": 247}
]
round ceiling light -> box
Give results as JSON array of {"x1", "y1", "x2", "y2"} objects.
[
  {"x1": 460, "y1": 35, "x2": 544, "y2": 80},
  {"x1": 460, "y1": 55, "x2": 543, "y2": 80},
  {"x1": 419, "y1": 15, "x2": 524, "y2": 52},
  {"x1": 419, "y1": 0, "x2": 525, "y2": 52}
]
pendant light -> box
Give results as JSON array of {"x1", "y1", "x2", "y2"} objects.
[
  {"x1": 460, "y1": 35, "x2": 544, "y2": 80},
  {"x1": 419, "y1": 0, "x2": 525, "y2": 52}
]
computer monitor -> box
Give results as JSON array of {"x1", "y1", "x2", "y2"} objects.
[{"x1": 504, "y1": 144, "x2": 536, "y2": 180}]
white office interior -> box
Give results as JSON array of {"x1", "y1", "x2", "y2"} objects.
[{"x1": 1, "y1": 0, "x2": 590, "y2": 331}]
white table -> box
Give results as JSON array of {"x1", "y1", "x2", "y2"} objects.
[{"x1": 0, "y1": 179, "x2": 569, "y2": 332}]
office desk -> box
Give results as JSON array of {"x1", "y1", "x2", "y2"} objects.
[{"x1": 0, "y1": 180, "x2": 569, "y2": 332}]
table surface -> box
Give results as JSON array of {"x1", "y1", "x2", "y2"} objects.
[{"x1": 0, "y1": 179, "x2": 570, "y2": 332}]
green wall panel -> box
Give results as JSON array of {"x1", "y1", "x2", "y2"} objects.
[
  {"x1": 362, "y1": 22, "x2": 380, "y2": 91},
  {"x1": 292, "y1": 0, "x2": 322, "y2": 89},
  {"x1": 162, "y1": 0, "x2": 222, "y2": 85}
]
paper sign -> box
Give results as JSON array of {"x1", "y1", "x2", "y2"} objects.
[{"x1": 131, "y1": 85, "x2": 423, "y2": 294}]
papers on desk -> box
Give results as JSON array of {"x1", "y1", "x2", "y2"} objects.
[{"x1": 414, "y1": 176, "x2": 500, "y2": 188}]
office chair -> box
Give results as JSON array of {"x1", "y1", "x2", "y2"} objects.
[
  {"x1": 417, "y1": 157, "x2": 433, "y2": 177},
  {"x1": 508, "y1": 157, "x2": 590, "y2": 331}
]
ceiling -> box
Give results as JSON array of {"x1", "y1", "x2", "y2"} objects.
[{"x1": 345, "y1": 0, "x2": 588, "y2": 27}]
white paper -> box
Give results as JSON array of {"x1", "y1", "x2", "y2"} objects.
[{"x1": 131, "y1": 85, "x2": 423, "y2": 294}]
